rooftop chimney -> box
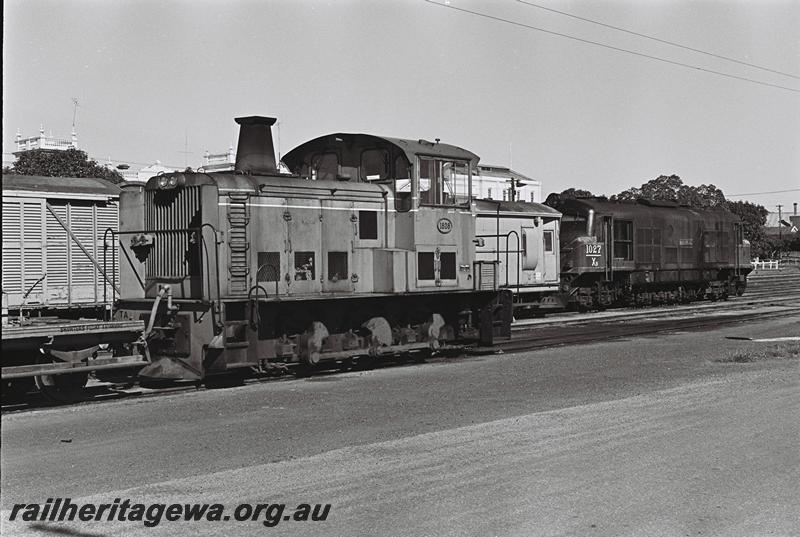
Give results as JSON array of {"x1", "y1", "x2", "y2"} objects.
[
  {"x1": 234, "y1": 116, "x2": 277, "y2": 175},
  {"x1": 794, "y1": 202, "x2": 797, "y2": 216}
]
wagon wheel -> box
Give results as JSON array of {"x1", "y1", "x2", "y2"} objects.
[
  {"x1": 2, "y1": 378, "x2": 35, "y2": 402},
  {"x1": 34, "y1": 362, "x2": 89, "y2": 405}
]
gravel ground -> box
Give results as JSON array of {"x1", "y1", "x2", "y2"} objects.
[{"x1": 2, "y1": 316, "x2": 798, "y2": 536}]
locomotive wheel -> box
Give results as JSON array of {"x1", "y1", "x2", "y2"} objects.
[{"x1": 34, "y1": 371, "x2": 89, "y2": 404}]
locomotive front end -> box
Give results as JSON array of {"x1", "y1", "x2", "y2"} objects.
[{"x1": 115, "y1": 172, "x2": 223, "y2": 380}]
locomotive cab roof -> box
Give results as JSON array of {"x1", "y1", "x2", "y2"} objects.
[{"x1": 283, "y1": 133, "x2": 480, "y2": 180}]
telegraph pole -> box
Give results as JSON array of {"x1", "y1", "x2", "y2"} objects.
[{"x1": 777, "y1": 204, "x2": 783, "y2": 240}]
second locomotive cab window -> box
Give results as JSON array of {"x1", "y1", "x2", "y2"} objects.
[
  {"x1": 327, "y1": 252, "x2": 348, "y2": 282},
  {"x1": 257, "y1": 252, "x2": 281, "y2": 282},
  {"x1": 613, "y1": 220, "x2": 634, "y2": 260},
  {"x1": 294, "y1": 252, "x2": 315, "y2": 280},
  {"x1": 358, "y1": 211, "x2": 378, "y2": 240},
  {"x1": 419, "y1": 158, "x2": 469, "y2": 206}
]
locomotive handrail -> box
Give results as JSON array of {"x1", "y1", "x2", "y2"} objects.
[
  {"x1": 255, "y1": 264, "x2": 281, "y2": 299},
  {"x1": 103, "y1": 225, "x2": 223, "y2": 332},
  {"x1": 504, "y1": 230, "x2": 521, "y2": 298},
  {"x1": 247, "y1": 283, "x2": 273, "y2": 331}
]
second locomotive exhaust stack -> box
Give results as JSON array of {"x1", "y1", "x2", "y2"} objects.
[{"x1": 234, "y1": 116, "x2": 278, "y2": 175}]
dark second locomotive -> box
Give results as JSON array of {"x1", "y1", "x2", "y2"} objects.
[{"x1": 547, "y1": 194, "x2": 751, "y2": 309}]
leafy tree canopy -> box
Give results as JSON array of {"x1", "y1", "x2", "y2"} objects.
[
  {"x1": 5, "y1": 148, "x2": 124, "y2": 183},
  {"x1": 723, "y1": 199, "x2": 771, "y2": 257},
  {"x1": 558, "y1": 188, "x2": 594, "y2": 199},
  {"x1": 611, "y1": 174, "x2": 726, "y2": 208},
  {"x1": 544, "y1": 188, "x2": 595, "y2": 209}
]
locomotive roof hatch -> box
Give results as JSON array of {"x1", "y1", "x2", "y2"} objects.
[{"x1": 282, "y1": 133, "x2": 480, "y2": 177}]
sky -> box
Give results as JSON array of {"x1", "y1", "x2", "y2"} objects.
[{"x1": 3, "y1": 0, "x2": 799, "y2": 212}]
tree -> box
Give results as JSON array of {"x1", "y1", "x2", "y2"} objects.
[
  {"x1": 611, "y1": 174, "x2": 726, "y2": 208},
  {"x1": 6, "y1": 148, "x2": 124, "y2": 183},
  {"x1": 723, "y1": 200, "x2": 770, "y2": 257},
  {"x1": 613, "y1": 174, "x2": 683, "y2": 202},
  {"x1": 544, "y1": 188, "x2": 595, "y2": 209},
  {"x1": 558, "y1": 188, "x2": 594, "y2": 199}
]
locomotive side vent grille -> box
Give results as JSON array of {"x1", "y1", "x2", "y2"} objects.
[
  {"x1": 144, "y1": 186, "x2": 201, "y2": 280},
  {"x1": 474, "y1": 261, "x2": 498, "y2": 291}
]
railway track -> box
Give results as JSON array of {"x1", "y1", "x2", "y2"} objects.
[
  {"x1": 500, "y1": 305, "x2": 796, "y2": 355},
  {"x1": 3, "y1": 270, "x2": 797, "y2": 413}
]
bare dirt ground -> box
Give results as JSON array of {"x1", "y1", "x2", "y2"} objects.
[{"x1": 2, "y1": 316, "x2": 798, "y2": 536}]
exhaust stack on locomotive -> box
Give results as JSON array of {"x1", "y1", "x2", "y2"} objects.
[{"x1": 234, "y1": 116, "x2": 278, "y2": 175}]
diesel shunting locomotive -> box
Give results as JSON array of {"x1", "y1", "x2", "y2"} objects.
[{"x1": 113, "y1": 117, "x2": 514, "y2": 381}]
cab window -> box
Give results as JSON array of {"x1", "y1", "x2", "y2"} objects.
[
  {"x1": 361, "y1": 149, "x2": 389, "y2": 181},
  {"x1": 394, "y1": 155, "x2": 412, "y2": 212},
  {"x1": 419, "y1": 157, "x2": 469, "y2": 206},
  {"x1": 310, "y1": 153, "x2": 338, "y2": 181}
]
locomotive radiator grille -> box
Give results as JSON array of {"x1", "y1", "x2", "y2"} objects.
[{"x1": 144, "y1": 186, "x2": 201, "y2": 280}]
